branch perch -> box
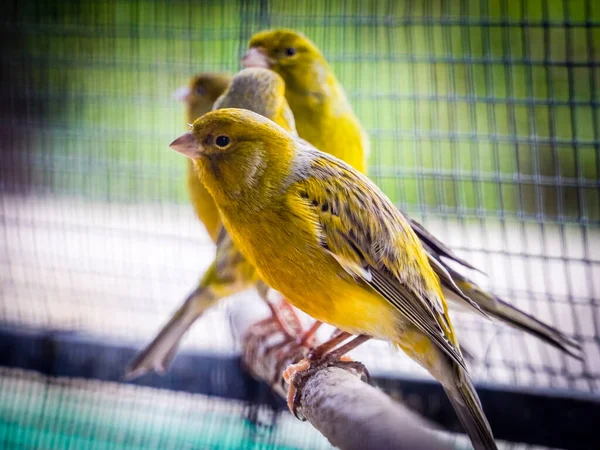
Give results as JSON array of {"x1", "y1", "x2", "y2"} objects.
[{"x1": 229, "y1": 295, "x2": 452, "y2": 450}]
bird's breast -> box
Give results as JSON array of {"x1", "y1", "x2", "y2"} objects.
[{"x1": 221, "y1": 202, "x2": 400, "y2": 340}]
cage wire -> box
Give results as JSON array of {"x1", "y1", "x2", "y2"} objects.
[{"x1": 1, "y1": 0, "x2": 599, "y2": 448}]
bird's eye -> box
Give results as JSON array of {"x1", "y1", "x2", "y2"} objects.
[
  {"x1": 195, "y1": 86, "x2": 205, "y2": 95},
  {"x1": 284, "y1": 47, "x2": 296, "y2": 57},
  {"x1": 215, "y1": 135, "x2": 230, "y2": 148}
]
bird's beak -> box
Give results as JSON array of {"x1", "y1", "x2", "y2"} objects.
[
  {"x1": 241, "y1": 47, "x2": 273, "y2": 68},
  {"x1": 173, "y1": 86, "x2": 191, "y2": 102},
  {"x1": 169, "y1": 132, "x2": 199, "y2": 158}
]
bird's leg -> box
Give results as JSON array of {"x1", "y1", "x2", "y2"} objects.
[
  {"x1": 248, "y1": 283, "x2": 318, "y2": 381},
  {"x1": 246, "y1": 300, "x2": 304, "y2": 374},
  {"x1": 255, "y1": 281, "x2": 303, "y2": 341},
  {"x1": 297, "y1": 321, "x2": 323, "y2": 347},
  {"x1": 283, "y1": 334, "x2": 372, "y2": 419},
  {"x1": 265, "y1": 299, "x2": 303, "y2": 340},
  {"x1": 307, "y1": 330, "x2": 351, "y2": 360},
  {"x1": 321, "y1": 334, "x2": 371, "y2": 361}
]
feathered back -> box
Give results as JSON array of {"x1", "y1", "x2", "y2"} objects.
[{"x1": 213, "y1": 68, "x2": 297, "y2": 135}]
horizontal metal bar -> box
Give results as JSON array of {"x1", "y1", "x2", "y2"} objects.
[
  {"x1": 9, "y1": 120, "x2": 600, "y2": 148},
  {"x1": 4, "y1": 51, "x2": 600, "y2": 77},
  {"x1": 0, "y1": 324, "x2": 273, "y2": 404},
  {"x1": 4, "y1": 18, "x2": 600, "y2": 42},
  {"x1": 4, "y1": 89, "x2": 598, "y2": 109},
  {"x1": 371, "y1": 167, "x2": 600, "y2": 189},
  {"x1": 266, "y1": 15, "x2": 600, "y2": 29},
  {"x1": 353, "y1": 92, "x2": 600, "y2": 108},
  {"x1": 1, "y1": 23, "x2": 243, "y2": 41},
  {"x1": 0, "y1": 324, "x2": 598, "y2": 449}
]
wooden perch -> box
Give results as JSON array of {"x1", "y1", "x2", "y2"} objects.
[{"x1": 229, "y1": 295, "x2": 452, "y2": 450}]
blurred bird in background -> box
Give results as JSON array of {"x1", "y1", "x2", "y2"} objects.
[
  {"x1": 170, "y1": 108, "x2": 498, "y2": 450},
  {"x1": 243, "y1": 28, "x2": 369, "y2": 173},
  {"x1": 242, "y1": 28, "x2": 582, "y2": 359},
  {"x1": 126, "y1": 69, "x2": 302, "y2": 379},
  {"x1": 176, "y1": 73, "x2": 232, "y2": 243}
]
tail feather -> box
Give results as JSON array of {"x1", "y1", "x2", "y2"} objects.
[
  {"x1": 429, "y1": 242, "x2": 582, "y2": 360},
  {"x1": 408, "y1": 216, "x2": 484, "y2": 273},
  {"x1": 492, "y1": 297, "x2": 582, "y2": 359},
  {"x1": 125, "y1": 286, "x2": 216, "y2": 380},
  {"x1": 445, "y1": 371, "x2": 497, "y2": 450},
  {"x1": 125, "y1": 236, "x2": 258, "y2": 380},
  {"x1": 459, "y1": 281, "x2": 583, "y2": 360}
]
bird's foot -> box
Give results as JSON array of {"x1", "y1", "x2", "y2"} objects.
[
  {"x1": 245, "y1": 306, "x2": 313, "y2": 385},
  {"x1": 282, "y1": 353, "x2": 369, "y2": 420},
  {"x1": 252, "y1": 298, "x2": 316, "y2": 355}
]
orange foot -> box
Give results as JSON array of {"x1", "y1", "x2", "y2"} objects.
[
  {"x1": 282, "y1": 355, "x2": 369, "y2": 420},
  {"x1": 283, "y1": 359, "x2": 311, "y2": 416}
]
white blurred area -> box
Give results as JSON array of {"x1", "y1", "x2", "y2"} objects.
[{"x1": 1, "y1": 194, "x2": 599, "y2": 391}]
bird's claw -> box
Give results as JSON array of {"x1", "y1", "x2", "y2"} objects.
[
  {"x1": 283, "y1": 358, "x2": 312, "y2": 420},
  {"x1": 283, "y1": 356, "x2": 370, "y2": 421}
]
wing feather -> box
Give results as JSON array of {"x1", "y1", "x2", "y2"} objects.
[
  {"x1": 428, "y1": 254, "x2": 490, "y2": 319},
  {"x1": 294, "y1": 151, "x2": 467, "y2": 370},
  {"x1": 407, "y1": 217, "x2": 484, "y2": 273}
]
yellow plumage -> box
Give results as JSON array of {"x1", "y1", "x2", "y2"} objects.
[
  {"x1": 243, "y1": 28, "x2": 582, "y2": 360},
  {"x1": 171, "y1": 108, "x2": 496, "y2": 450},
  {"x1": 182, "y1": 73, "x2": 232, "y2": 242},
  {"x1": 244, "y1": 28, "x2": 368, "y2": 173},
  {"x1": 126, "y1": 69, "x2": 297, "y2": 378}
]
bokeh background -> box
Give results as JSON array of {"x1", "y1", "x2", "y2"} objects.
[{"x1": 1, "y1": 0, "x2": 599, "y2": 448}]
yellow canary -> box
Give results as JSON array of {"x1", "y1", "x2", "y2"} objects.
[
  {"x1": 243, "y1": 28, "x2": 369, "y2": 173},
  {"x1": 175, "y1": 73, "x2": 233, "y2": 243},
  {"x1": 243, "y1": 29, "x2": 581, "y2": 359},
  {"x1": 126, "y1": 69, "x2": 298, "y2": 378},
  {"x1": 169, "y1": 108, "x2": 497, "y2": 450}
]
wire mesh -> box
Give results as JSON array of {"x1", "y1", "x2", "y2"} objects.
[
  {"x1": 1, "y1": 0, "x2": 599, "y2": 448},
  {"x1": 0, "y1": 368, "x2": 333, "y2": 450}
]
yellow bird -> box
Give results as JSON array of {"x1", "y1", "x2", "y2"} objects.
[
  {"x1": 243, "y1": 28, "x2": 369, "y2": 173},
  {"x1": 126, "y1": 69, "x2": 299, "y2": 379},
  {"x1": 169, "y1": 108, "x2": 497, "y2": 450},
  {"x1": 242, "y1": 28, "x2": 581, "y2": 359},
  {"x1": 176, "y1": 73, "x2": 232, "y2": 243}
]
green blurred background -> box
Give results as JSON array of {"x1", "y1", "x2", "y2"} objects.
[
  {"x1": 5, "y1": 0, "x2": 599, "y2": 222},
  {"x1": 1, "y1": 1, "x2": 599, "y2": 449}
]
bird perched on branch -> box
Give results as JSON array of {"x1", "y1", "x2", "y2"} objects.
[
  {"x1": 126, "y1": 69, "x2": 301, "y2": 379},
  {"x1": 242, "y1": 28, "x2": 582, "y2": 360},
  {"x1": 169, "y1": 108, "x2": 497, "y2": 450}
]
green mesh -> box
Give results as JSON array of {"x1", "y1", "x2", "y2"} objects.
[{"x1": 1, "y1": 0, "x2": 599, "y2": 448}]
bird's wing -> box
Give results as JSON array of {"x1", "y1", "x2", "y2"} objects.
[
  {"x1": 407, "y1": 216, "x2": 484, "y2": 274},
  {"x1": 428, "y1": 253, "x2": 490, "y2": 318},
  {"x1": 293, "y1": 154, "x2": 467, "y2": 370}
]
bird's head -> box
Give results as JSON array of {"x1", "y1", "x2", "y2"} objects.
[
  {"x1": 174, "y1": 73, "x2": 232, "y2": 121},
  {"x1": 213, "y1": 68, "x2": 296, "y2": 134},
  {"x1": 242, "y1": 29, "x2": 330, "y2": 99},
  {"x1": 169, "y1": 108, "x2": 294, "y2": 207}
]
